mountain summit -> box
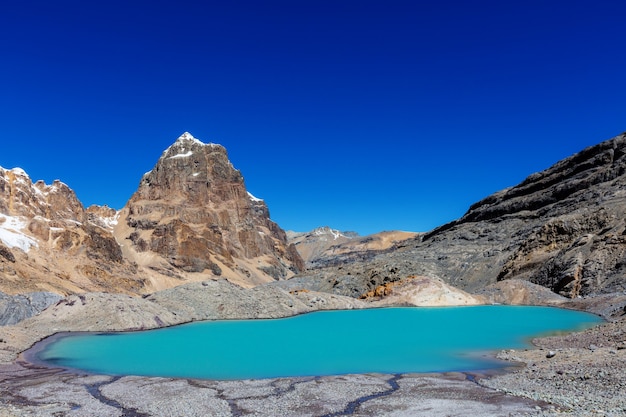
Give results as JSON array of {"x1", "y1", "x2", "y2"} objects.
[{"x1": 117, "y1": 132, "x2": 304, "y2": 287}]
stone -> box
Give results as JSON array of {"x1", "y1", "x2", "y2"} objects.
[{"x1": 0, "y1": 291, "x2": 62, "y2": 326}]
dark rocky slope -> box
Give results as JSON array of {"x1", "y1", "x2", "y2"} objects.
[
  {"x1": 289, "y1": 132, "x2": 626, "y2": 308},
  {"x1": 0, "y1": 291, "x2": 61, "y2": 325}
]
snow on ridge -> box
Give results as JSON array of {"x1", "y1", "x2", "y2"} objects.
[
  {"x1": 168, "y1": 150, "x2": 193, "y2": 159},
  {"x1": 313, "y1": 226, "x2": 349, "y2": 240},
  {"x1": 247, "y1": 191, "x2": 263, "y2": 202},
  {"x1": 0, "y1": 214, "x2": 38, "y2": 252},
  {"x1": 99, "y1": 210, "x2": 120, "y2": 229},
  {"x1": 10, "y1": 167, "x2": 28, "y2": 177},
  {"x1": 176, "y1": 132, "x2": 206, "y2": 147}
]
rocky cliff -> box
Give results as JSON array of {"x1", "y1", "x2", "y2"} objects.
[
  {"x1": 0, "y1": 132, "x2": 303, "y2": 295},
  {"x1": 0, "y1": 165, "x2": 140, "y2": 295},
  {"x1": 423, "y1": 131, "x2": 626, "y2": 297},
  {"x1": 291, "y1": 132, "x2": 626, "y2": 306},
  {"x1": 116, "y1": 132, "x2": 303, "y2": 287}
]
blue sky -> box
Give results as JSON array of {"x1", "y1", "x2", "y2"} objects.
[{"x1": 1, "y1": 1, "x2": 625, "y2": 235}]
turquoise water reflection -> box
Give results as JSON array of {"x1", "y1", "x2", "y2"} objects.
[{"x1": 37, "y1": 306, "x2": 602, "y2": 380}]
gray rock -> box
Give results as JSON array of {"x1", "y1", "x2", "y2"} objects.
[{"x1": 0, "y1": 291, "x2": 61, "y2": 326}]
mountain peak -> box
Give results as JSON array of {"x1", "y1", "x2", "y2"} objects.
[
  {"x1": 175, "y1": 131, "x2": 205, "y2": 146},
  {"x1": 124, "y1": 132, "x2": 304, "y2": 284}
]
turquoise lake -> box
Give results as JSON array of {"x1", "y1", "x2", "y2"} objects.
[{"x1": 35, "y1": 306, "x2": 602, "y2": 380}]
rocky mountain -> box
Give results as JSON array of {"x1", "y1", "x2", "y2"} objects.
[
  {"x1": 289, "y1": 132, "x2": 626, "y2": 311},
  {"x1": 0, "y1": 132, "x2": 303, "y2": 296},
  {"x1": 287, "y1": 227, "x2": 417, "y2": 269},
  {"x1": 0, "y1": 165, "x2": 140, "y2": 295},
  {"x1": 115, "y1": 132, "x2": 303, "y2": 288}
]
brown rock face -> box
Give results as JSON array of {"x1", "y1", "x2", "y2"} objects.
[
  {"x1": 0, "y1": 133, "x2": 302, "y2": 295},
  {"x1": 120, "y1": 132, "x2": 303, "y2": 286},
  {"x1": 0, "y1": 168, "x2": 83, "y2": 221},
  {"x1": 0, "y1": 166, "x2": 142, "y2": 295}
]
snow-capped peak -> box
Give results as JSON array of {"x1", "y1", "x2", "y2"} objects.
[
  {"x1": 176, "y1": 132, "x2": 205, "y2": 146},
  {"x1": 313, "y1": 226, "x2": 350, "y2": 240},
  {"x1": 9, "y1": 167, "x2": 29, "y2": 177}
]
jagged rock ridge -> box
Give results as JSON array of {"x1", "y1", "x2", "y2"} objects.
[
  {"x1": 0, "y1": 132, "x2": 303, "y2": 295},
  {"x1": 0, "y1": 165, "x2": 138, "y2": 295}
]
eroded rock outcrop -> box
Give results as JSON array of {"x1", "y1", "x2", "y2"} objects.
[
  {"x1": 117, "y1": 132, "x2": 303, "y2": 287},
  {"x1": 0, "y1": 291, "x2": 62, "y2": 325}
]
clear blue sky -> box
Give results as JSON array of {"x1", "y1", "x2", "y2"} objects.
[{"x1": 1, "y1": 1, "x2": 625, "y2": 235}]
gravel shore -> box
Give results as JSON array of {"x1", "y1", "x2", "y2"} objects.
[
  {"x1": 0, "y1": 317, "x2": 623, "y2": 416},
  {"x1": 480, "y1": 317, "x2": 626, "y2": 417},
  {"x1": 1, "y1": 287, "x2": 624, "y2": 416}
]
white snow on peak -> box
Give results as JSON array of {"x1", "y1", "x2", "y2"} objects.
[
  {"x1": 10, "y1": 167, "x2": 28, "y2": 177},
  {"x1": 0, "y1": 214, "x2": 38, "y2": 252},
  {"x1": 168, "y1": 150, "x2": 193, "y2": 159},
  {"x1": 176, "y1": 132, "x2": 205, "y2": 146},
  {"x1": 313, "y1": 226, "x2": 349, "y2": 240},
  {"x1": 247, "y1": 191, "x2": 263, "y2": 202}
]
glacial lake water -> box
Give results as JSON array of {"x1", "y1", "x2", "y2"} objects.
[{"x1": 35, "y1": 306, "x2": 602, "y2": 380}]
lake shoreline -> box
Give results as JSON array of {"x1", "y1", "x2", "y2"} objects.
[
  {"x1": 1, "y1": 358, "x2": 554, "y2": 416},
  {"x1": 1, "y1": 290, "x2": 624, "y2": 416},
  {"x1": 20, "y1": 306, "x2": 601, "y2": 381}
]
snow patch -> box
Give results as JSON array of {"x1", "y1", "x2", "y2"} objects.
[
  {"x1": 168, "y1": 150, "x2": 193, "y2": 159},
  {"x1": 176, "y1": 132, "x2": 206, "y2": 146},
  {"x1": 10, "y1": 167, "x2": 28, "y2": 177},
  {"x1": 247, "y1": 191, "x2": 263, "y2": 202},
  {"x1": 98, "y1": 211, "x2": 120, "y2": 229},
  {"x1": 0, "y1": 214, "x2": 38, "y2": 252},
  {"x1": 313, "y1": 226, "x2": 349, "y2": 240}
]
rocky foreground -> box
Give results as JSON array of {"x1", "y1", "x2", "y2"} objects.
[{"x1": 0, "y1": 280, "x2": 625, "y2": 416}]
